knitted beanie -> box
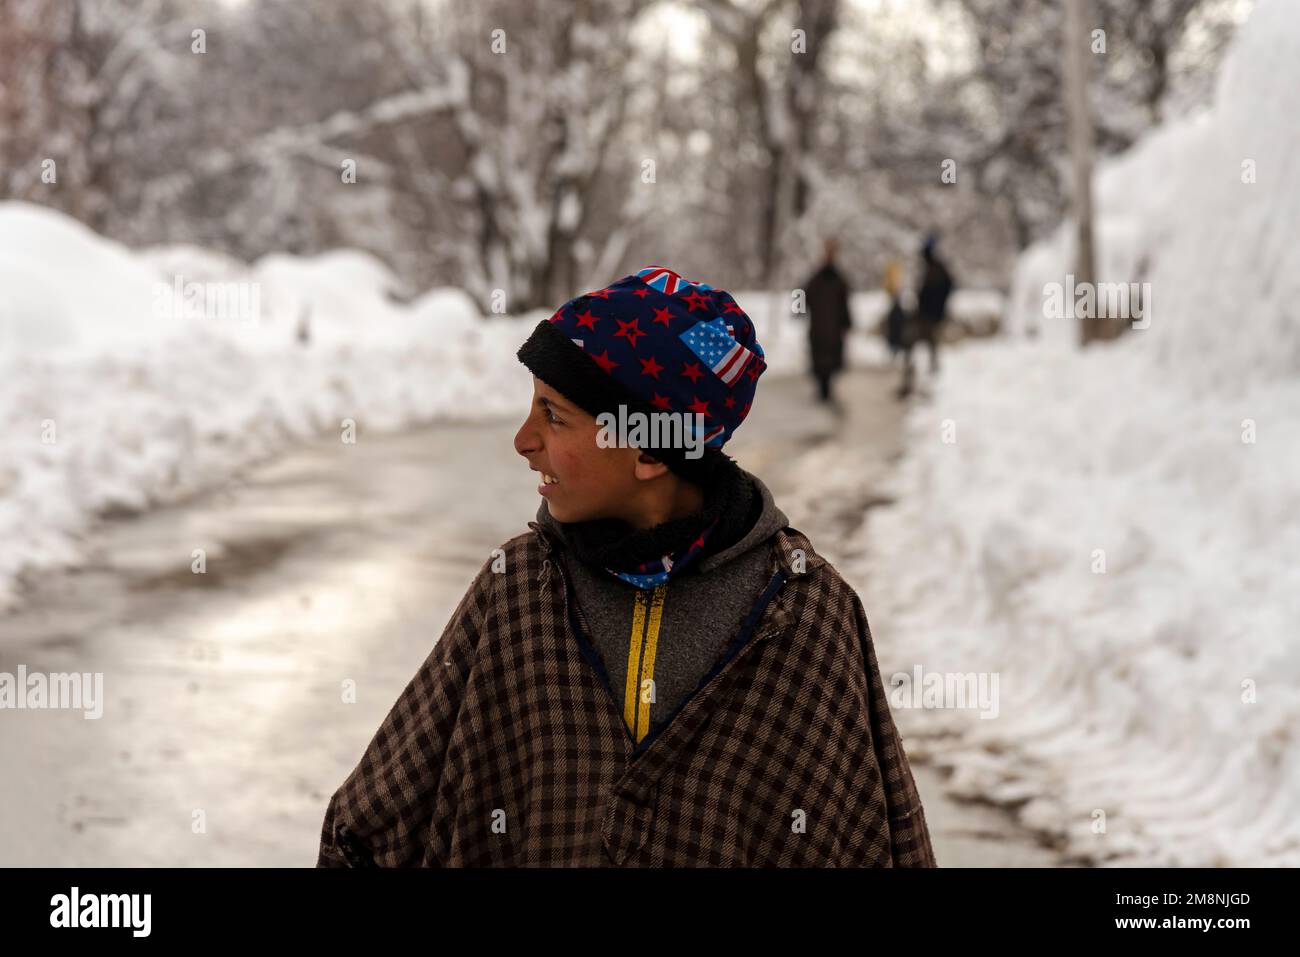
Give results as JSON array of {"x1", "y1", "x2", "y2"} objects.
[{"x1": 516, "y1": 265, "x2": 767, "y2": 484}]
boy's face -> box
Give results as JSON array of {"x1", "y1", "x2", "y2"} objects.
[{"x1": 513, "y1": 376, "x2": 663, "y2": 524}]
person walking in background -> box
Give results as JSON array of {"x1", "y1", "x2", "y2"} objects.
[
  {"x1": 899, "y1": 232, "x2": 955, "y2": 397},
  {"x1": 803, "y1": 237, "x2": 853, "y2": 407},
  {"x1": 883, "y1": 258, "x2": 906, "y2": 363}
]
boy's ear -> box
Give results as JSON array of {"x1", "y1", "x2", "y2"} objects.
[{"x1": 632, "y1": 451, "x2": 671, "y2": 481}]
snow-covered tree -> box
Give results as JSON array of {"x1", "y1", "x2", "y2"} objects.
[
  {"x1": 0, "y1": 0, "x2": 196, "y2": 233},
  {"x1": 943, "y1": 0, "x2": 1247, "y2": 248}
]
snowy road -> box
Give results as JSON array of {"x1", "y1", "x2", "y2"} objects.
[{"x1": 0, "y1": 367, "x2": 1060, "y2": 866}]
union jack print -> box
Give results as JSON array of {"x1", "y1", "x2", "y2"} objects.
[{"x1": 635, "y1": 265, "x2": 713, "y2": 295}]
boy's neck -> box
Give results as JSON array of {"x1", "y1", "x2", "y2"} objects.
[{"x1": 621, "y1": 477, "x2": 706, "y2": 531}]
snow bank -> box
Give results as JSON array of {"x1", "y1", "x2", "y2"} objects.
[
  {"x1": 0, "y1": 204, "x2": 184, "y2": 355},
  {"x1": 859, "y1": 343, "x2": 1300, "y2": 865},
  {"x1": 0, "y1": 201, "x2": 535, "y2": 610},
  {"x1": 857, "y1": 0, "x2": 1300, "y2": 865}
]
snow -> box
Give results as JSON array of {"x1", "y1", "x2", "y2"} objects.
[
  {"x1": 857, "y1": 0, "x2": 1300, "y2": 866},
  {"x1": 0, "y1": 201, "x2": 535, "y2": 610},
  {"x1": 0, "y1": 204, "x2": 183, "y2": 354}
]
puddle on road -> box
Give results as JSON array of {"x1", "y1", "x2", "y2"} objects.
[{"x1": 123, "y1": 529, "x2": 322, "y2": 592}]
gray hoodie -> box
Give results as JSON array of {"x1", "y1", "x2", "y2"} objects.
[{"x1": 535, "y1": 468, "x2": 790, "y2": 745}]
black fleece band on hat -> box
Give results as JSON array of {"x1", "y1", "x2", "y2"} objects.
[{"x1": 517, "y1": 316, "x2": 727, "y2": 485}]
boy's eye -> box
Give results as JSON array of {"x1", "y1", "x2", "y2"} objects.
[{"x1": 544, "y1": 405, "x2": 563, "y2": 425}]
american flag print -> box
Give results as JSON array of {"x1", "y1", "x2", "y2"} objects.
[
  {"x1": 635, "y1": 265, "x2": 713, "y2": 295},
  {"x1": 678, "y1": 317, "x2": 756, "y2": 387}
]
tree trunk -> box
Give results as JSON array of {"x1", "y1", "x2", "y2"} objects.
[{"x1": 1063, "y1": 0, "x2": 1102, "y2": 346}]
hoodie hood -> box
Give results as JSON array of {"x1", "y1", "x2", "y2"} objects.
[{"x1": 694, "y1": 470, "x2": 788, "y2": 573}]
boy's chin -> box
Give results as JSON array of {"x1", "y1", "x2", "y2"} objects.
[
  {"x1": 547, "y1": 496, "x2": 612, "y2": 525},
  {"x1": 547, "y1": 501, "x2": 587, "y2": 523}
]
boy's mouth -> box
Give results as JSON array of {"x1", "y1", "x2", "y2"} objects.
[{"x1": 533, "y1": 469, "x2": 560, "y2": 494}]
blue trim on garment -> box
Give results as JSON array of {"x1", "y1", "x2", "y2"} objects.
[
  {"x1": 548, "y1": 552, "x2": 640, "y2": 749},
  {"x1": 608, "y1": 516, "x2": 721, "y2": 590},
  {"x1": 631, "y1": 567, "x2": 789, "y2": 757}
]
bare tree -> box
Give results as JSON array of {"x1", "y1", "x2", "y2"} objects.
[
  {"x1": 949, "y1": 0, "x2": 1243, "y2": 250},
  {"x1": 1098, "y1": 0, "x2": 1221, "y2": 124},
  {"x1": 698, "y1": 0, "x2": 841, "y2": 288},
  {"x1": 0, "y1": 0, "x2": 194, "y2": 232},
  {"x1": 1064, "y1": 0, "x2": 1100, "y2": 346},
  {"x1": 370, "y1": 0, "x2": 652, "y2": 311}
]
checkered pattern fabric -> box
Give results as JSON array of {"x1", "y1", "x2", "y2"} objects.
[{"x1": 316, "y1": 523, "x2": 936, "y2": 867}]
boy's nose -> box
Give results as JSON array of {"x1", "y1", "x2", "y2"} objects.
[{"x1": 513, "y1": 416, "x2": 539, "y2": 460}]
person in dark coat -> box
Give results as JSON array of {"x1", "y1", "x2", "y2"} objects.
[
  {"x1": 803, "y1": 237, "x2": 853, "y2": 406},
  {"x1": 899, "y1": 233, "x2": 955, "y2": 397}
]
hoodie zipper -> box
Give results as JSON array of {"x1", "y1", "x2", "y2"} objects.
[{"x1": 531, "y1": 521, "x2": 792, "y2": 759}]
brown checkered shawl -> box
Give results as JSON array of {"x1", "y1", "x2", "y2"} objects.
[{"x1": 316, "y1": 520, "x2": 936, "y2": 867}]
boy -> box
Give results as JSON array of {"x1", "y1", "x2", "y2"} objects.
[{"x1": 316, "y1": 265, "x2": 936, "y2": 867}]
